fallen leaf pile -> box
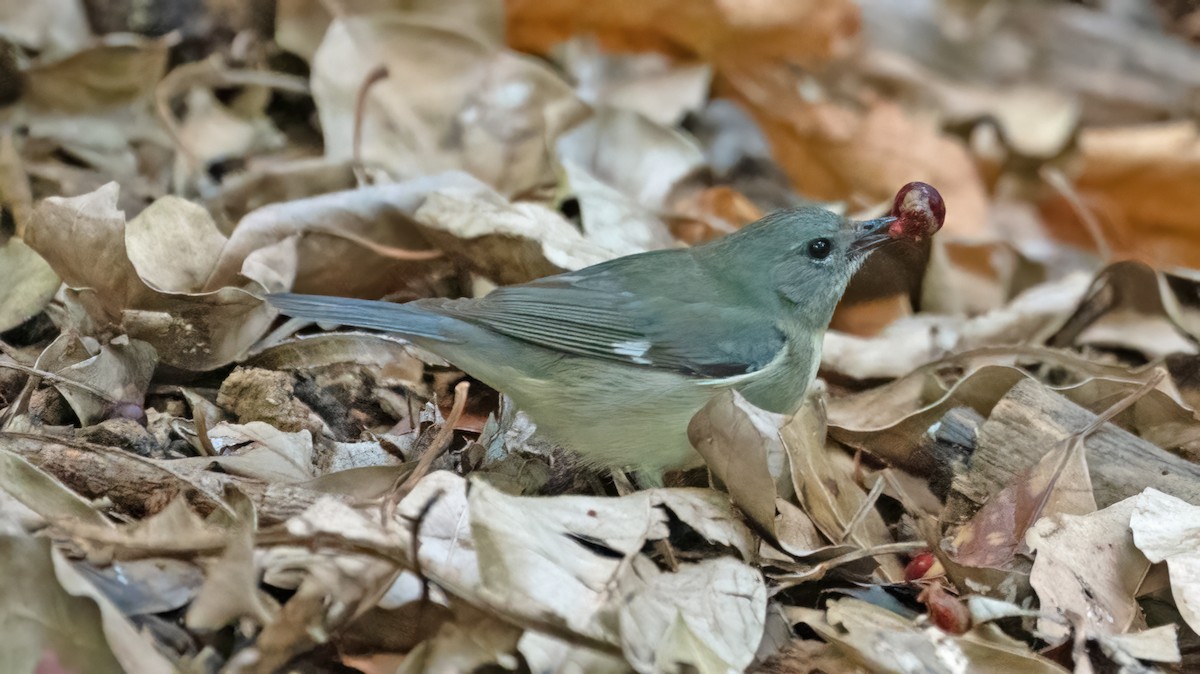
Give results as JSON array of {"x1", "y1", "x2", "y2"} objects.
[{"x1": 3, "y1": 1, "x2": 1200, "y2": 672}]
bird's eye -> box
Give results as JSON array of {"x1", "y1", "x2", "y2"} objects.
[{"x1": 806, "y1": 238, "x2": 833, "y2": 260}]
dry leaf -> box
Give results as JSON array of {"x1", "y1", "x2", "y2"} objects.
[
  {"x1": 723, "y1": 66, "x2": 990, "y2": 238},
  {"x1": 688, "y1": 390, "x2": 790, "y2": 538},
  {"x1": 413, "y1": 179, "x2": 615, "y2": 283},
  {"x1": 0, "y1": 237, "x2": 59, "y2": 332},
  {"x1": 1130, "y1": 488, "x2": 1200, "y2": 635},
  {"x1": 1041, "y1": 121, "x2": 1200, "y2": 269},
  {"x1": 21, "y1": 35, "x2": 170, "y2": 113},
  {"x1": 557, "y1": 106, "x2": 706, "y2": 212},
  {"x1": 781, "y1": 386, "x2": 901, "y2": 580},
  {"x1": 555, "y1": 38, "x2": 712, "y2": 126},
  {"x1": 508, "y1": 0, "x2": 861, "y2": 66},
  {"x1": 312, "y1": 8, "x2": 586, "y2": 195},
  {"x1": 619, "y1": 556, "x2": 766, "y2": 674},
  {"x1": 24, "y1": 183, "x2": 285, "y2": 370},
  {"x1": 1026, "y1": 496, "x2": 1151, "y2": 642}
]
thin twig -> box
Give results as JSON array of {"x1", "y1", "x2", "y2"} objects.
[
  {"x1": 1041, "y1": 165, "x2": 1112, "y2": 262},
  {"x1": 837, "y1": 476, "x2": 887, "y2": 545},
  {"x1": 0, "y1": 362, "x2": 118, "y2": 403},
  {"x1": 353, "y1": 64, "x2": 390, "y2": 183},
  {"x1": 305, "y1": 225, "x2": 444, "y2": 261},
  {"x1": 381, "y1": 381, "x2": 470, "y2": 524}
]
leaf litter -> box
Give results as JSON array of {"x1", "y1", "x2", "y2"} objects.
[{"x1": 4, "y1": 1, "x2": 1200, "y2": 672}]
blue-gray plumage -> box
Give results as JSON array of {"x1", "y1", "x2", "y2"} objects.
[{"x1": 268, "y1": 205, "x2": 904, "y2": 483}]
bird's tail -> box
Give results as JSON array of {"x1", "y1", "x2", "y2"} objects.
[{"x1": 266, "y1": 293, "x2": 460, "y2": 342}]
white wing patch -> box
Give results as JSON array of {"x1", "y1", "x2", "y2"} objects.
[{"x1": 613, "y1": 339, "x2": 652, "y2": 365}]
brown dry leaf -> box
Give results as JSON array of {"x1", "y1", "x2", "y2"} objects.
[
  {"x1": 518, "y1": 631, "x2": 630, "y2": 674},
  {"x1": 412, "y1": 178, "x2": 616, "y2": 284},
  {"x1": 176, "y1": 422, "x2": 315, "y2": 483},
  {"x1": 204, "y1": 158, "x2": 357, "y2": 226},
  {"x1": 559, "y1": 160, "x2": 678, "y2": 257},
  {"x1": 618, "y1": 556, "x2": 766, "y2": 674},
  {"x1": 826, "y1": 347, "x2": 1175, "y2": 471},
  {"x1": 207, "y1": 173, "x2": 482, "y2": 297},
  {"x1": 952, "y1": 374, "x2": 1165, "y2": 575},
  {"x1": 1130, "y1": 488, "x2": 1200, "y2": 636},
  {"x1": 508, "y1": 0, "x2": 861, "y2": 66},
  {"x1": 49, "y1": 545, "x2": 179, "y2": 674},
  {"x1": 781, "y1": 386, "x2": 901, "y2": 580},
  {"x1": 20, "y1": 35, "x2": 171, "y2": 114},
  {"x1": 554, "y1": 38, "x2": 712, "y2": 126},
  {"x1": 0, "y1": 237, "x2": 59, "y2": 332},
  {"x1": 468, "y1": 480, "x2": 680, "y2": 643},
  {"x1": 24, "y1": 184, "x2": 296, "y2": 370},
  {"x1": 557, "y1": 106, "x2": 705, "y2": 212},
  {"x1": 950, "y1": 419, "x2": 1098, "y2": 570},
  {"x1": 1041, "y1": 122, "x2": 1200, "y2": 269},
  {"x1": 0, "y1": 534, "x2": 128, "y2": 674},
  {"x1": 68, "y1": 496, "x2": 230, "y2": 560},
  {"x1": 0, "y1": 449, "x2": 111, "y2": 530},
  {"x1": 722, "y1": 64, "x2": 990, "y2": 237},
  {"x1": 1026, "y1": 496, "x2": 1151, "y2": 643},
  {"x1": 246, "y1": 331, "x2": 426, "y2": 392},
  {"x1": 0, "y1": 0, "x2": 90, "y2": 56},
  {"x1": 42, "y1": 335, "x2": 157, "y2": 426},
  {"x1": 285, "y1": 472, "x2": 758, "y2": 658},
  {"x1": 1050, "y1": 261, "x2": 1200, "y2": 360},
  {"x1": 666, "y1": 184, "x2": 763, "y2": 245},
  {"x1": 688, "y1": 390, "x2": 790, "y2": 538},
  {"x1": 185, "y1": 490, "x2": 276, "y2": 630},
  {"x1": 312, "y1": 7, "x2": 586, "y2": 196},
  {"x1": 170, "y1": 87, "x2": 286, "y2": 194},
  {"x1": 792, "y1": 598, "x2": 1070, "y2": 674},
  {"x1": 397, "y1": 605, "x2": 523, "y2": 674}
]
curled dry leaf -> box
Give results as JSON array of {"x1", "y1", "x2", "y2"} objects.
[
  {"x1": 792, "y1": 598, "x2": 1070, "y2": 674},
  {"x1": 24, "y1": 184, "x2": 289, "y2": 370},
  {"x1": 555, "y1": 38, "x2": 712, "y2": 126},
  {"x1": 208, "y1": 172, "x2": 481, "y2": 297},
  {"x1": 557, "y1": 106, "x2": 706, "y2": 212},
  {"x1": 559, "y1": 160, "x2": 678, "y2": 257},
  {"x1": 36, "y1": 334, "x2": 158, "y2": 426},
  {"x1": 618, "y1": 556, "x2": 766, "y2": 674},
  {"x1": 20, "y1": 34, "x2": 171, "y2": 114},
  {"x1": 508, "y1": 0, "x2": 861, "y2": 66},
  {"x1": 826, "y1": 347, "x2": 1190, "y2": 473},
  {"x1": 283, "y1": 472, "x2": 759, "y2": 665},
  {"x1": 184, "y1": 490, "x2": 276, "y2": 630},
  {"x1": 412, "y1": 179, "x2": 616, "y2": 284},
  {"x1": 0, "y1": 237, "x2": 59, "y2": 332},
  {"x1": 1041, "y1": 121, "x2": 1200, "y2": 269},
  {"x1": 1049, "y1": 261, "x2": 1200, "y2": 360},
  {"x1": 1130, "y1": 488, "x2": 1200, "y2": 636},
  {"x1": 312, "y1": 8, "x2": 587, "y2": 196},
  {"x1": 781, "y1": 386, "x2": 901, "y2": 580},
  {"x1": 0, "y1": 0, "x2": 90, "y2": 56},
  {"x1": 1026, "y1": 496, "x2": 1151, "y2": 643},
  {"x1": 824, "y1": 273, "x2": 1090, "y2": 382},
  {"x1": 688, "y1": 389, "x2": 790, "y2": 538},
  {"x1": 722, "y1": 64, "x2": 990, "y2": 238},
  {"x1": 173, "y1": 422, "x2": 315, "y2": 483}
]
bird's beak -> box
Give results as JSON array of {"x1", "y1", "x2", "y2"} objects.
[{"x1": 849, "y1": 216, "x2": 897, "y2": 257}]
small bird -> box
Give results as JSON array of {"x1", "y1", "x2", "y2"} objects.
[{"x1": 269, "y1": 183, "x2": 944, "y2": 484}]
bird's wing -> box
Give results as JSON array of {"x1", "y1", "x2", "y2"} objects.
[{"x1": 419, "y1": 271, "x2": 784, "y2": 379}]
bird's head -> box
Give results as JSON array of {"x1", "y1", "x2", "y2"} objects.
[{"x1": 725, "y1": 182, "x2": 945, "y2": 327}]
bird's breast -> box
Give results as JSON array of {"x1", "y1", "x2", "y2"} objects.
[{"x1": 729, "y1": 326, "x2": 821, "y2": 415}]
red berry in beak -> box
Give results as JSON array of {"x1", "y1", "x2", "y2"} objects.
[{"x1": 888, "y1": 182, "x2": 945, "y2": 240}]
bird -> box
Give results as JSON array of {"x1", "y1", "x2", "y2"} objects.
[{"x1": 268, "y1": 183, "x2": 944, "y2": 485}]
